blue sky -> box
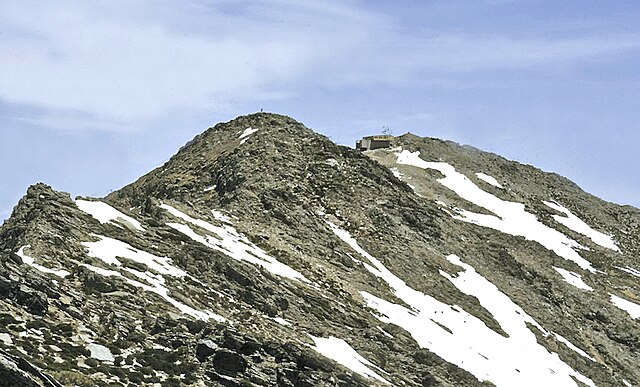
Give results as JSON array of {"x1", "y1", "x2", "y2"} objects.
[{"x1": 2, "y1": 0, "x2": 639, "y2": 221}]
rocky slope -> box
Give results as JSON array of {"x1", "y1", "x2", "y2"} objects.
[{"x1": 0, "y1": 113, "x2": 638, "y2": 387}]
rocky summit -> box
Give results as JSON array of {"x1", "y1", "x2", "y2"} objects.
[{"x1": 0, "y1": 113, "x2": 638, "y2": 387}]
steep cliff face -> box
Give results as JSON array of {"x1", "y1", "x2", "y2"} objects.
[{"x1": 0, "y1": 113, "x2": 637, "y2": 387}]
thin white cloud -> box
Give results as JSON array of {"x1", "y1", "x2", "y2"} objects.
[
  {"x1": 414, "y1": 34, "x2": 640, "y2": 71},
  {"x1": 324, "y1": 31, "x2": 640, "y2": 87},
  {"x1": 0, "y1": 0, "x2": 376, "y2": 131},
  {"x1": 1, "y1": 1, "x2": 639, "y2": 132},
  {"x1": 16, "y1": 114, "x2": 133, "y2": 133}
]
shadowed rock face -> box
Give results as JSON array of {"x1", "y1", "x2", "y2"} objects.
[{"x1": 0, "y1": 113, "x2": 638, "y2": 386}]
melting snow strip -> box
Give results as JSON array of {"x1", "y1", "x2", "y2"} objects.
[
  {"x1": 551, "y1": 332, "x2": 596, "y2": 362},
  {"x1": 475, "y1": 172, "x2": 503, "y2": 188},
  {"x1": 395, "y1": 149, "x2": 596, "y2": 273},
  {"x1": 82, "y1": 235, "x2": 187, "y2": 277},
  {"x1": 270, "y1": 317, "x2": 292, "y2": 326},
  {"x1": 553, "y1": 267, "x2": 593, "y2": 291},
  {"x1": 328, "y1": 222, "x2": 595, "y2": 387},
  {"x1": 615, "y1": 266, "x2": 640, "y2": 278},
  {"x1": 309, "y1": 336, "x2": 390, "y2": 384},
  {"x1": 80, "y1": 237, "x2": 224, "y2": 322},
  {"x1": 543, "y1": 201, "x2": 619, "y2": 251},
  {"x1": 79, "y1": 262, "x2": 224, "y2": 322},
  {"x1": 75, "y1": 199, "x2": 144, "y2": 231},
  {"x1": 16, "y1": 246, "x2": 71, "y2": 278},
  {"x1": 161, "y1": 203, "x2": 309, "y2": 282},
  {"x1": 609, "y1": 294, "x2": 640, "y2": 319},
  {"x1": 376, "y1": 326, "x2": 393, "y2": 338}
]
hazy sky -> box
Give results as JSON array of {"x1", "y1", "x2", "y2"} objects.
[{"x1": 2, "y1": 0, "x2": 639, "y2": 221}]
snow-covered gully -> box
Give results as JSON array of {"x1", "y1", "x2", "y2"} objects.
[
  {"x1": 327, "y1": 222, "x2": 595, "y2": 387},
  {"x1": 394, "y1": 149, "x2": 621, "y2": 272}
]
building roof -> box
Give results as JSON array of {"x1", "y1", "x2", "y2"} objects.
[{"x1": 362, "y1": 135, "x2": 394, "y2": 141}]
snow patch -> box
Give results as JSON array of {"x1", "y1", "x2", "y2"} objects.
[
  {"x1": 610, "y1": 294, "x2": 640, "y2": 319},
  {"x1": 543, "y1": 201, "x2": 619, "y2": 251},
  {"x1": 325, "y1": 158, "x2": 339, "y2": 167},
  {"x1": 553, "y1": 267, "x2": 593, "y2": 291},
  {"x1": 82, "y1": 235, "x2": 187, "y2": 277},
  {"x1": 390, "y1": 167, "x2": 403, "y2": 179},
  {"x1": 79, "y1": 263, "x2": 122, "y2": 278},
  {"x1": 271, "y1": 317, "x2": 291, "y2": 326},
  {"x1": 87, "y1": 343, "x2": 114, "y2": 362},
  {"x1": 0, "y1": 333, "x2": 12, "y2": 345},
  {"x1": 328, "y1": 222, "x2": 595, "y2": 387},
  {"x1": 16, "y1": 246, "x2": 71, "y2": 278},
  {"x1": 395, "y1": 149, "x2": 596, "y2": 272},
  {"x1": 476, "y1": 172, "x2": 503, "y2": 188},
  {"x1": 309, "y1": 336, "x2": 389, "y2": 384},
  {"x1": 211, "y1": 209, "x2": 233, "y2": 224},
  {"x1": 75, "y1": 199, "x2": 144, "y2": 231},
  {"x1": 204, "y1": 185, "x2": 216, "y2": 192},
  {"x1": 238, "y1": 127, "x2": 259, "y2": 140},
  {"x1": 161, "y1": 203, "x2": 308, "y2": 282}
]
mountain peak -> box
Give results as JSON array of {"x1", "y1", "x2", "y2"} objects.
[
  {"x1": 1, "y1": 183, "x2": 74, "y2": 244},
  {"x1": 108, "y1": 112, "x2": 349, "y2": 208},
  {"x1": 1, "y1": 113, "x2": 639, "y2": 387},
  {"x1": 181, "y1": 112, "x2": 316, "y2": 152}
]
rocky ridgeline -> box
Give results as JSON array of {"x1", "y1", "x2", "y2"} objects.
[{"x1": 0, "y1": 113, "x2": 638, "y2": 386}]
